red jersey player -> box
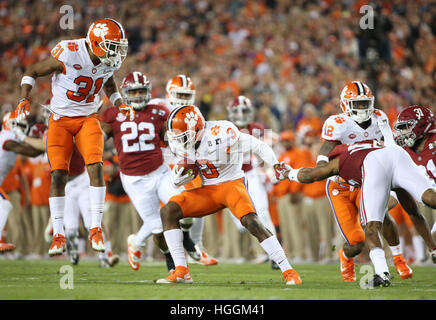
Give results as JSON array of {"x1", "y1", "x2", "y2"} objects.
[
  {"x1": 287, "y1": 140, "x2": 436, "y2": 287},
  {"x1": 100, "y1": 71, "x2": 197, "y2": 272},
  {"x1": 394, "y1": 105, "x2": 436, "y2": 241}
]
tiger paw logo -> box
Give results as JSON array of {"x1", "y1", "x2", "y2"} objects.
[
  {"x1": 211, "y1": 125, "x2": 221, "y2": 136},
  {"x1": 334, "y1": 116, "x2": 345, "y2": 124},
  {"x1": 93, "y1": 23, "x2": 109, "y2": 37},
  {"x1": 184, "y1": 112, "x2": 198, "y2": 128}
]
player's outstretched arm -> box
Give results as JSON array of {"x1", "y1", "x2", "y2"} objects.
[
  {"x1": 289, "y1": 158, "x2": 339, "y2": 183},
  {"x1": 20, "y1": 56, "x2": 64, "y2": 99},
  {"x1": 3, "y1": 140, "x2": 44, "y2": 157},
  {"x1": 316, "y1": 140, "x2": 340, "y2": 167},
  {"x1": 104, "y1": 75, "x2": 135, "y2": 121}
]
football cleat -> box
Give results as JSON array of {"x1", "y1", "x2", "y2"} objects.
[
  {"x1": 0, "y1": 241, "x2": 15, "y2": 252},
  {"x1": 127, "y1": 234, "x2": 141, "y2": 271},
  {"x1": 187, "y1": 245, "x2": 218, "y2": 266},
  {"x1": 339, "y1": 248, "x2": 356, "y2": 282},
  {"x1": 89, "y1": 227, "x2": 105, "y2": 252},
  {"x1": 48, "y1": 233, "x2": 66, "y2": 256},
  {"x1": 156, "y1": 266, "x2": 193, "y2": 284},
  {"x1": 365, "y1": 272, "x2": 391, "y2": 288},
  {"x1": 107, "y1": 252, "x2": 120, "y2": 267},
  {"x1": 393, "y1": 254, "x2": 413, "y2": 280},
  {"x1": 182, "y1": 234, "x2": 201, "y2": 261},
  {"x1": 283, "y1": 269, "x2": 302, "y2": 285}
]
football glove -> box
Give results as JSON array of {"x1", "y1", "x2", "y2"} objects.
[
  {"x1": 273, "y1": 162, "x2": 291, "y2": 181},
  {"x1": 15, "y1": 98, "x2": 31, "y2": 122},
  {"x1": 119, "y1": 104, "x2": 135, "y2": 121},
  {"x1": 171, "y1": 165, "x2": 195, "y2": 187}
]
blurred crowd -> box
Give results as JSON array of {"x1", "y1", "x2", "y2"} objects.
[{"x1": 1, "y1": 0, "x2": 435, "y2": 264}]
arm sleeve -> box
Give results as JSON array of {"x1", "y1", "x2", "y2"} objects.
[{"x1": 231, "y1": 132, "x2": 279, "y2": 167}]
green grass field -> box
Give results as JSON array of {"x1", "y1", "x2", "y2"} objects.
[{"x1": 0, "y1": 259, "x2": 435, "y2": 300}]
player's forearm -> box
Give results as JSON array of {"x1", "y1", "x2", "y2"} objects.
[
  {"x1": 239, "y1": 133, "x2": 279, "y2": 167},
  {"x1": 103, "y1": 77, "x2": 122, "y2": 107},
  {"x1": 23, "y1": 137, "x2": 46, "y2": 152},
  {"x1": 316, "y1": 140, "x2": 339, "y2": 167}
]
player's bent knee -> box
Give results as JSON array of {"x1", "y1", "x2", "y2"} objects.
[
  {"x1": 422, "y1": 189, "x2": 436, "y2": 209},
  {"x1": 240, "y1": 213, "x2": 272, "y2": 240},
  {"x1": 160, "y1": 201, "x2": 183, "y2": 223}
]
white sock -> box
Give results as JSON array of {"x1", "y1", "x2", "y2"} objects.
[
  {"x1": 369, "y1": 247, "x2": 389, "y2": 276},
  {"x1": 49, "y1": 196, "x2": 65, "y2": 236},
  {"x1": 0, "y1": 200, "x2": 12, "y2": 238},
  {"x1": 412, "y1": 236, "x2": 425, "y2": 262},
  {"x1": 163, "y1": 229, "x2": 187, "y2": 268},
  {"x1": 190, "y1": 218, "x2": 204, "y2": 245},
  {"x1": 389, "y1": 244, "x2": 402, "y2": 256},
  {"x1": 260, "y1": 236, "x2": 292, "y2": 272},
  {"x1": 89, "y1": 186, "x2": 106, "y2": 229}
]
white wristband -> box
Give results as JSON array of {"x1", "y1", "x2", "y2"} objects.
[
  {"x1": 288, "y1": 168, "x2": 301, "y2": 182},
  {"x1": 316, "y1": 155, "x2": 329, "y2": 164},
  {"x1": 109, "y1": 92, "x2": 122, "y2": 106},
  {"x1": 21, "y1": 76, "x2": 35, "y2": 87}
]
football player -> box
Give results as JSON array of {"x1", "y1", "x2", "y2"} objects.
[
  {"x1": 151, "y1": 75, "x2": 217, "y2": 266},
  {"x1": 12, "y1": 107, "x2": 119, "y2": 267},
  {"x1": 101, "y1": 71, "x2": 203, "y2": 272},
  {"x1": 0, "y1": 111, "x2": 44, "y2": 252},
  {"x1": 226, "y1": 95, "x2": 278, "y2": 268},
  {"x1": 316, "y1": 81, "x2": 412, "y2": 281},
  {"x1": 157, "y1": 105, "x2": 301, "y2": 285},
  {"x1": 287, "y1": 140, "x2": 436, "y2": 287},
  {"x1": 394, "y1": 105, "x2": 436, "y2": 244},
  {"x1": 14, "y1": 18, "x2": 133, "y2": 256}
]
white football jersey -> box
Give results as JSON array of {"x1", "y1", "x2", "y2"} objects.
[
  {"x1": 321, "y1": 109, "x2": 389, "y2": 144},
  {"x1": 185, "y1": 120, "x2": 244, "y2": 186},
  {"x1": 0, "y1": 130, "x2": 19, "y2": 186},
  {"x1": 148, "y1": 98, "x2": 173, "y2": 111},
  {"x1": 49, "y1": 38, "x2": 118, "y2": 117}
]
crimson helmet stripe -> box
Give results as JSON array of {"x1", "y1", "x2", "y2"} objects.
[{"x1": 106, "y1": 18, "x2": 125, "y2": 39}]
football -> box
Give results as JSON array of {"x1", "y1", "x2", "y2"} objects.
[{"x1": 176, "y1": 160, "x2": 199, "y2": 177}]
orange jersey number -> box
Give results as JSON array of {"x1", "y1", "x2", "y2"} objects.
[
  {"x1": 66, "y1": 76, "x2": 103, "y2": 103},
  {"x1": 197, "y1": 160, "x2": 219, "y2": 179},
  {"x1": 323, "y1": 124, "x2": 334, "y2": 137}
]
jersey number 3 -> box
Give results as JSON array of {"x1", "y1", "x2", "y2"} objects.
[
  {"x1": 121, "y1": 122, "x2": 155, "y2": 153},
  {"x1": 66, "y1": 76, "x2": 103, "y2": 103}
]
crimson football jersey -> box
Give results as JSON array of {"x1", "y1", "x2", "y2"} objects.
[
  {"x1": 102, "y1": 104, "x2": 170, "y2": 176},
  {"x1": 239, "y1": 122, "x2": 264, "y2": 172},
  {"x1": 404, "y1": 132, "x2": 436, "y2": 183},
  {"x1": 329, "y1": 140, "x2": 383, "y2": 187}
]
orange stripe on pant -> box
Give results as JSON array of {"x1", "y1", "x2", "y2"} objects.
[
  {"x1": 169, "y1": 178, "x2": 256, "y2": 220},
  {"x1": 326, "y1": 180, "x2": 365, "y2": 245},
  {"x1": 0, "y1": 187, "x2": 10, "y2": 201},
  {"x1": 47, "y1": 114, "x2": 104, "y2": 172}
]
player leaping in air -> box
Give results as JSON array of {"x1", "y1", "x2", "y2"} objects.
[
  {"x1": 14, "y1": 18, "x2": 134, "y2": 256},
  {"x1": 287, "y1": 140, "x2": 436, "y2": 287},
  {"x1": 156, "y1": 105, "x2": 301, "y2": 285}
]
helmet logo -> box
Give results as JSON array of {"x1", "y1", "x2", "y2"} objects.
[
  {"x1": 184, "y1": 111, "x2": 198, "y2": 128},
  {"x1": 93, "y1": 23, "x2": 109, "y2": 37}
]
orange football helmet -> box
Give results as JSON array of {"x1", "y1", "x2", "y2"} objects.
[
  {"x1": 86, "y1": 18, "x2": 128, "y2": 68},
  {"x1": 166, "y1": 105, "x2": 205, "y2": 157},
  {"x1": 166, "y1": 75, "x2": 196, "y2": 108},
  {"x1": 2, "y1": 111, "x2": 28, "y2": 132},
  {"x1": 340, "y1": 81, "x2": 374, "y2": 123}
]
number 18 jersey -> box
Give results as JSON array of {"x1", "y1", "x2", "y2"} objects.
[{"x1": 101, "y1": 104, "x2": 170, "y2": 176}]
